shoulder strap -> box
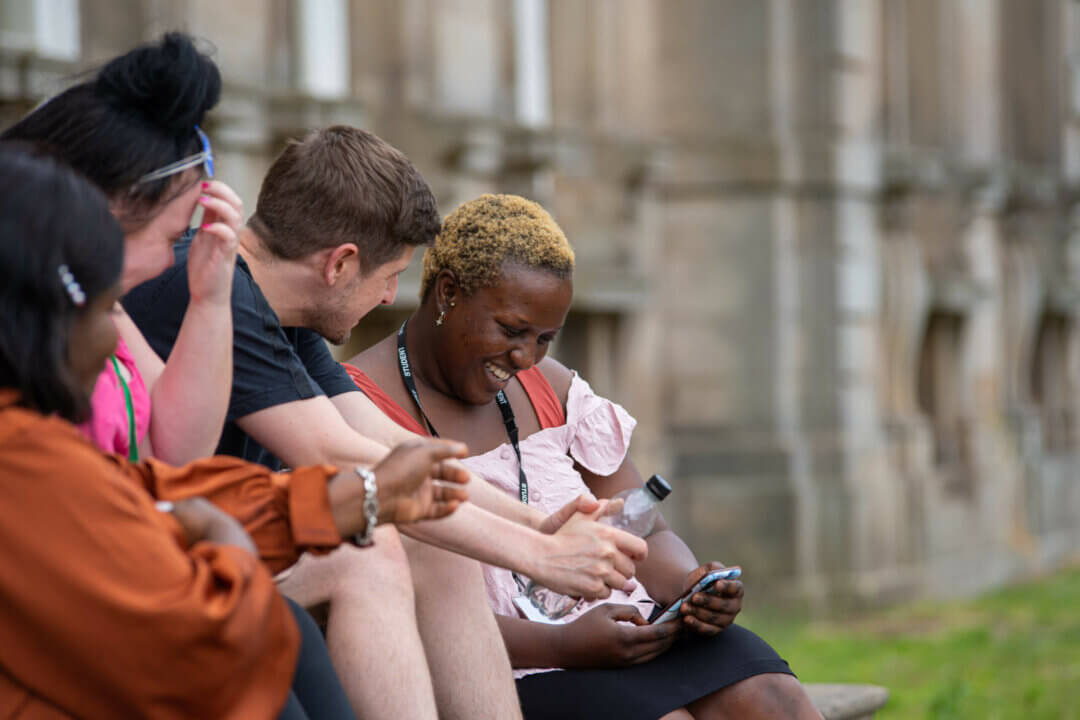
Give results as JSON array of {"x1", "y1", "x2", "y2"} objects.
[
  {"x1": 516, "y1": 366, "x2": 566, "y2": 429},
  {"x1": 341, "y1": 363, "x2": 431, "y2": 437}
]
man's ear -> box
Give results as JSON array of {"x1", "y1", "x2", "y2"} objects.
[
  {"x1": 323, "y1": 243, "x2": 360, "y2": 287},
  {"x1": 434, "y1": 269, "x2": 460, "y2": 313}
]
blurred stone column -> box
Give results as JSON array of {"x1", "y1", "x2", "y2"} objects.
[
  {"x1": 641, "y1": 0, "x2": 901, "y2": 608},
  {"x1": 639, "y1": 0, "x2": 816, "y2": 604}
]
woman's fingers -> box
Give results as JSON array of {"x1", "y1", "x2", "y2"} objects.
[
  {"x1": 424, "y1": 499, "x2": 462, "y2": 521},
  {"x1": 698, "y1": 578, "x2": 743, "y2": 599},
  {"x1": 431, "y1": 480, "x2": 469, "y2": 503},
  {"x1": 197, "y1": 194, "x2": 242, "y2": 229},
  {"x1": 605, "y1": 604, "x2": 648, "y2": 625},
  {"x1": 691, "y1": 588, "x2": 741, "y2": 610},
  {"x1": 681, "y1": 611, "x2": 731, "y2": 635},
  {"x1": 681, "y1": 614, "x2": 711, "y2": 634},
  {"x1": 684, "y1": 561, "x2": 730, "y2": 591},
  {"x1": 687, "y1": 584, "x2": 742, "y2": 626},
  {"x1": 623, "y1": 622, "x2": 679, "y2": 663},
  {"x1": 202, "y1": 179, "x2": 243, "y2": 210},
  {"x1": 685, "y1": 604, "x2": 736, "y2": 627},
  {"x1": 380, "y1": 440, "x2": 469, "y2": 491},
  {"x1": 413, "y1": 439, "x2": 468, "y2": 465},
  {"x1": 431, "y1": 456, "x2": 471, "y2": 486},
  {"x1": 674, "y1": 562, "x2": 744, "y2": 636},
  {"x1": 194, "y1": 221, "x2": 236, "y2": 246}
]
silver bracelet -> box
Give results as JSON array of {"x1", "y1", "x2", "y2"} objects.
[{"x1": 353, "y1": 466, "x2": 378, "y2": 546}]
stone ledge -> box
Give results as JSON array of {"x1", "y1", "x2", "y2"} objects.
[{"x1": 806, "y1": 683, "x2": 889, "y2": 720}]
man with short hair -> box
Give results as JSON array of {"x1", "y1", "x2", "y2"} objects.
[{"x1": 125, "y1": 126, "x2": 645, "y2": 719}]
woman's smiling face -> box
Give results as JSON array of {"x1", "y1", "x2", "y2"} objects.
[{"x1": 437, "y1": 264, "x2": 572, "y2": 405}]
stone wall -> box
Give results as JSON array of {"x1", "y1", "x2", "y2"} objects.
[{"x1": 3, "y1": 0, "x2": 1079, "y2": 611}]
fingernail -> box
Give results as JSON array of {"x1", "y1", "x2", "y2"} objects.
[
  {"x1": 201, "y1": 223, "x2": 212, "y2": 229},
  {"x1": 201, "y1": 181, "x2": 209, "y2": 189},
  {"x1": 199, "y1": 196, "x2": 210, "y2": 204}
]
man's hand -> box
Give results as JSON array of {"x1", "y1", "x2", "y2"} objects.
[
  {"x1": 677, "y1": 561, "x2": 743, "y2": 635},
  {"x1": 529, "y1": 502, "x2": 647, "y2": 600},
  {"x1": 557, "y1": 604, "x2": 677, "y2": 668},
  {"x1": 538, "y1": 494, "x2": 598, "y2": 534},
  {"x1": 186, "y1": 180, "x2": 242, "y2": 307},
  {"x1": 371, "y1": 439, "x2": 471, "y2": 525}
]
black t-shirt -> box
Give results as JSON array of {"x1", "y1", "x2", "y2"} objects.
[{"x1": 122, "y1": 234, "x2": 357, "y2": 470}]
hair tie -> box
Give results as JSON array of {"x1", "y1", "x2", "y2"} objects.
[{"x1": 58, "y1": 264, "x2": 86, "y2": 306}]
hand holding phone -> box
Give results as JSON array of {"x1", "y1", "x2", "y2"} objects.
[{"x1": 650, "y1": 567, "x2": 742, "y2": 625}]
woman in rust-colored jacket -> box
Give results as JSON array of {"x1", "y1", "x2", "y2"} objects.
[{"x1": 0, "y1": 148, "x2": 467, "y2": 718}]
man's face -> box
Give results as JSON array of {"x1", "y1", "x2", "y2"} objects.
[{"x1": 312, "y1": 245, "x2": 415, "y2": 345}]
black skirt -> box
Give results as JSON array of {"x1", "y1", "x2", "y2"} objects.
[{"x1": 514, "y1": 624, "x2": 793, "y2": 720}]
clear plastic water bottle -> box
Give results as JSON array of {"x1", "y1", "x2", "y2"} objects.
[{"x1": 524, "y1": 474, "x2": 673, "y2": 620}]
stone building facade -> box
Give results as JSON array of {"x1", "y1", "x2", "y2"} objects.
[{"x1": 3, "y1": 0, "x2": 1080, "y2": 610}]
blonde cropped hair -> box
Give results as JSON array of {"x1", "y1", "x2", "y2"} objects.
[{"x1": 420, "y1": 194, "x2": 575, "y2": 299}]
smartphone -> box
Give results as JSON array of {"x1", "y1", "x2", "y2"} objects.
[{"x1": 650, "y1": 567, "x2": 742, "y2": 625}]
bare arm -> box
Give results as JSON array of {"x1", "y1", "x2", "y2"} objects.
[
  {"x1": 115, "y1": 302, "x2": 231, "y2": 463},
  {"x1": 331, "y1": 390, "x2": 546, "y2": 529},
  {"x1": 237, "y1": 395, "x2": 392, "y2": 469},
  {"x1": 239, "y1": 393, "x2": 645, "y2": 597},
  {"x1": 117, "y1": 182, "x2": 243, "y2": 465},
  {"x1": 495, "y1": 614, "x2": 565, "y2": 668}
]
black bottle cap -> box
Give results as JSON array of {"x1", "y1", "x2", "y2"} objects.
[{"x1": 645, "y1": 474, "x2": 672, "y2": 501}]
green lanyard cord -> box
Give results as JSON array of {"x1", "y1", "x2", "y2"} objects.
[{"x1": 109, "y1": 354, "x2": 139, "y2": 462}]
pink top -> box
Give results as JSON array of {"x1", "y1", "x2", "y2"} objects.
[
  {"x1": 78, "y1": 335, "x2": 151, "y2": 458},
  {"x1": 343, "y1": 363, "x2": 656, "y2": 678},
  {"x1": 462, "y1": 373, "x2": 655, "y2": 677}
]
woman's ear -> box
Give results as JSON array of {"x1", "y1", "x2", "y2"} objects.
[{"x1": 434, "y1": 269, "x2": 460, "y2": 313}]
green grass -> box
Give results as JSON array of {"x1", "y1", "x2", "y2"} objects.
[{"x1": 739, "y1": 567, "x2": 1080, "y2": 719}]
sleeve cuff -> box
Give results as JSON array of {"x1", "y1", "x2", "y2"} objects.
[{"x1": 281, "y1": 465, "x2": 343, "y2": 548}]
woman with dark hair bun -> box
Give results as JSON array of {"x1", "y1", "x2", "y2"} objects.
[
  {"x1": 0, "y1": 146, "x2": 469, "y2": 720},
  {"x1": 0, "y1": 144, "x2": 299, "y2": 718},
  {"x1": 2, "y1": 31, "x2": 241, "y2": 465}
]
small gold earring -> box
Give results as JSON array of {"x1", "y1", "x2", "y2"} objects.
[{"x1": 436, "y1": 310, "x2": 446, "y2": 327}]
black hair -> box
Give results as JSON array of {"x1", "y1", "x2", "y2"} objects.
[
  {"x1": 0, "y1": 145, "x2": 125, "y2": 421},
  {"x1": 0, "y1": 32, "x2": 221, "y2": 224}
]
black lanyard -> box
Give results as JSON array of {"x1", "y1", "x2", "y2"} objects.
[{"x1": 397, "y1": 321, "x2": 530, "y2": 504}]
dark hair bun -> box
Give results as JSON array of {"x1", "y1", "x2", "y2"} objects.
[{"x1": 95, "y1": 32, "x2": 221, "y2": 135}]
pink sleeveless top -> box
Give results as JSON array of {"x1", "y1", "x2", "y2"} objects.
[{"x1": 78, "y1": 336, "x2": 151, "y2": 458}]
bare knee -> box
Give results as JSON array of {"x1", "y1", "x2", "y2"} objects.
[
  {"x1": 690, "y1": 673, "x2": 822, "y2": 720},
  {"x1": 279, "y1": 526, "x2": 413, "y2": 608},
  {"x1": 332, "y1": 527, "x2": 413, "y2": 603}
]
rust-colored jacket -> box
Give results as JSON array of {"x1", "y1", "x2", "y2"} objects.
[{"x1": 0, "y1": 390, "x2": 344, "y2": 718}]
